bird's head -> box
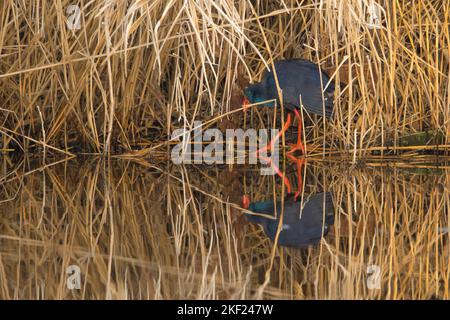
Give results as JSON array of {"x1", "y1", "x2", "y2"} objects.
[
  {"x1": 242, "y1": 83, "x2": 276, "y2": 112},
  {"x1": 242, "y1": 84, "x2": 269, "y2": 112},
  {"x1": 243, "y1": 86, "x2": 255, "y2": 103},
  {"x1": 244, "y1": 85, "x2": 264, "y2": 104},
  {"x1": 241, "y1": 195, "x2": 273, "y2": 228}
]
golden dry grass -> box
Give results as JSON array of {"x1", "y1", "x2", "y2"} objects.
[
  {"x1": 0, "y1": 0, "x2": 449, "y2": 155},
  {"x1": 1, "y1": 0, "x2": 450, "y2": 300}
]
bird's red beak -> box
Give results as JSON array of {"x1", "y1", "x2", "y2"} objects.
[
  {"x1": 242, "y1": 195, "x2": 250, "y2": 209},
  {"x1": 242, "y1": 96, "x2": 250, "y2": 112}
]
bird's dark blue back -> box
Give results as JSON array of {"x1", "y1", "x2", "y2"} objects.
[
  {"x1": 263, "y1": 59, "x2": 334, "y2": 117},
  {"x1": 245, "y1": 192, "x2": 334, "y2": 248}
]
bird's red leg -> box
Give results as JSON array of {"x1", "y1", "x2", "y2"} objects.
[
  {"x1": 255, "y1": 113, "x2": 292, "y2": 156},
  {"x1": 287, "y1": 109, "x2": 305, "y2": 155},
  {"x1": 287, "y1": 154, "x2": 306, "y2": 201},
  {"x1": 254, "y1": 113, "x2": 292, "y2": 194},
  {"x1": 245, "y1": 111, "x2": 295, "y2": 196}
]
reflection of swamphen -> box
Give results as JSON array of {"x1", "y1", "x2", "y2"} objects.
[
  {"x1": 242, "y1": 193, "x2": 334, "y2": 248},
  {"x1": 243, "y1": 59, "x2": 335, "y2": 155}
]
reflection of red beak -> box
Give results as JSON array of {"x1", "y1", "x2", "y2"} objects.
[
  {"x1": 242, "y1": 195, "x2": 250, "y2": 209},
  {"x1": 242, "y1": 96, "x2": 250, "y2": 112}
]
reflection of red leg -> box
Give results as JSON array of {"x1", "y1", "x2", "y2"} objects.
[
  {"x1": 287, "y1": 109, "x2": 305, "y2": 155},
  {"x1": 287, "y1": 154, "x2": 306, "y2": 201},
  {"x1": 255, "y1": 113, "x2": 292, "y2": 156},
  {"x1": 259, "y1": 156, "x2": 292, "y2": 193}
]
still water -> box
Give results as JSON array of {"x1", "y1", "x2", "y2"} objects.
[{"x1": 0, "y1": 156, "x2": 448, "y2": 299}]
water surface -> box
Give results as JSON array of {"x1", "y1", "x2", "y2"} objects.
[{"x1": 0, "y1": 156, "x2": 448, "y2": 299}]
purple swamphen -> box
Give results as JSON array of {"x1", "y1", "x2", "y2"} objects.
[
  {"x1": 242, "y1": 192, "x2": 334, "y2": 248},
  {"x1": 242, "y1": 59, "x2": 335, "y2": 155}
]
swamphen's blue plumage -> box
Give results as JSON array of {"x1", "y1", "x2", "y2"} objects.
[
  {"x1": 245, "y1": 192, "x2": 334, "y2": 248},
  {"x1": 244, "y1": 59, "x2": 334, "y2": 118}
]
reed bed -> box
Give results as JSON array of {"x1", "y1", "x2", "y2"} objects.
[
  {"x1": 1, "y1": 0, "x2": 449, "y2": 301},
  {"x1": 0, "y1": 157, "x2": 448, "y2": 299},
  {"x1": 0, "y1": 0, "x2": 449, "y2": 155}
]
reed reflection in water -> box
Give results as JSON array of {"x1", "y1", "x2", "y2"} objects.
[{"x1": 0, "y1": 157, "x2": 448, "y2": 299}]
